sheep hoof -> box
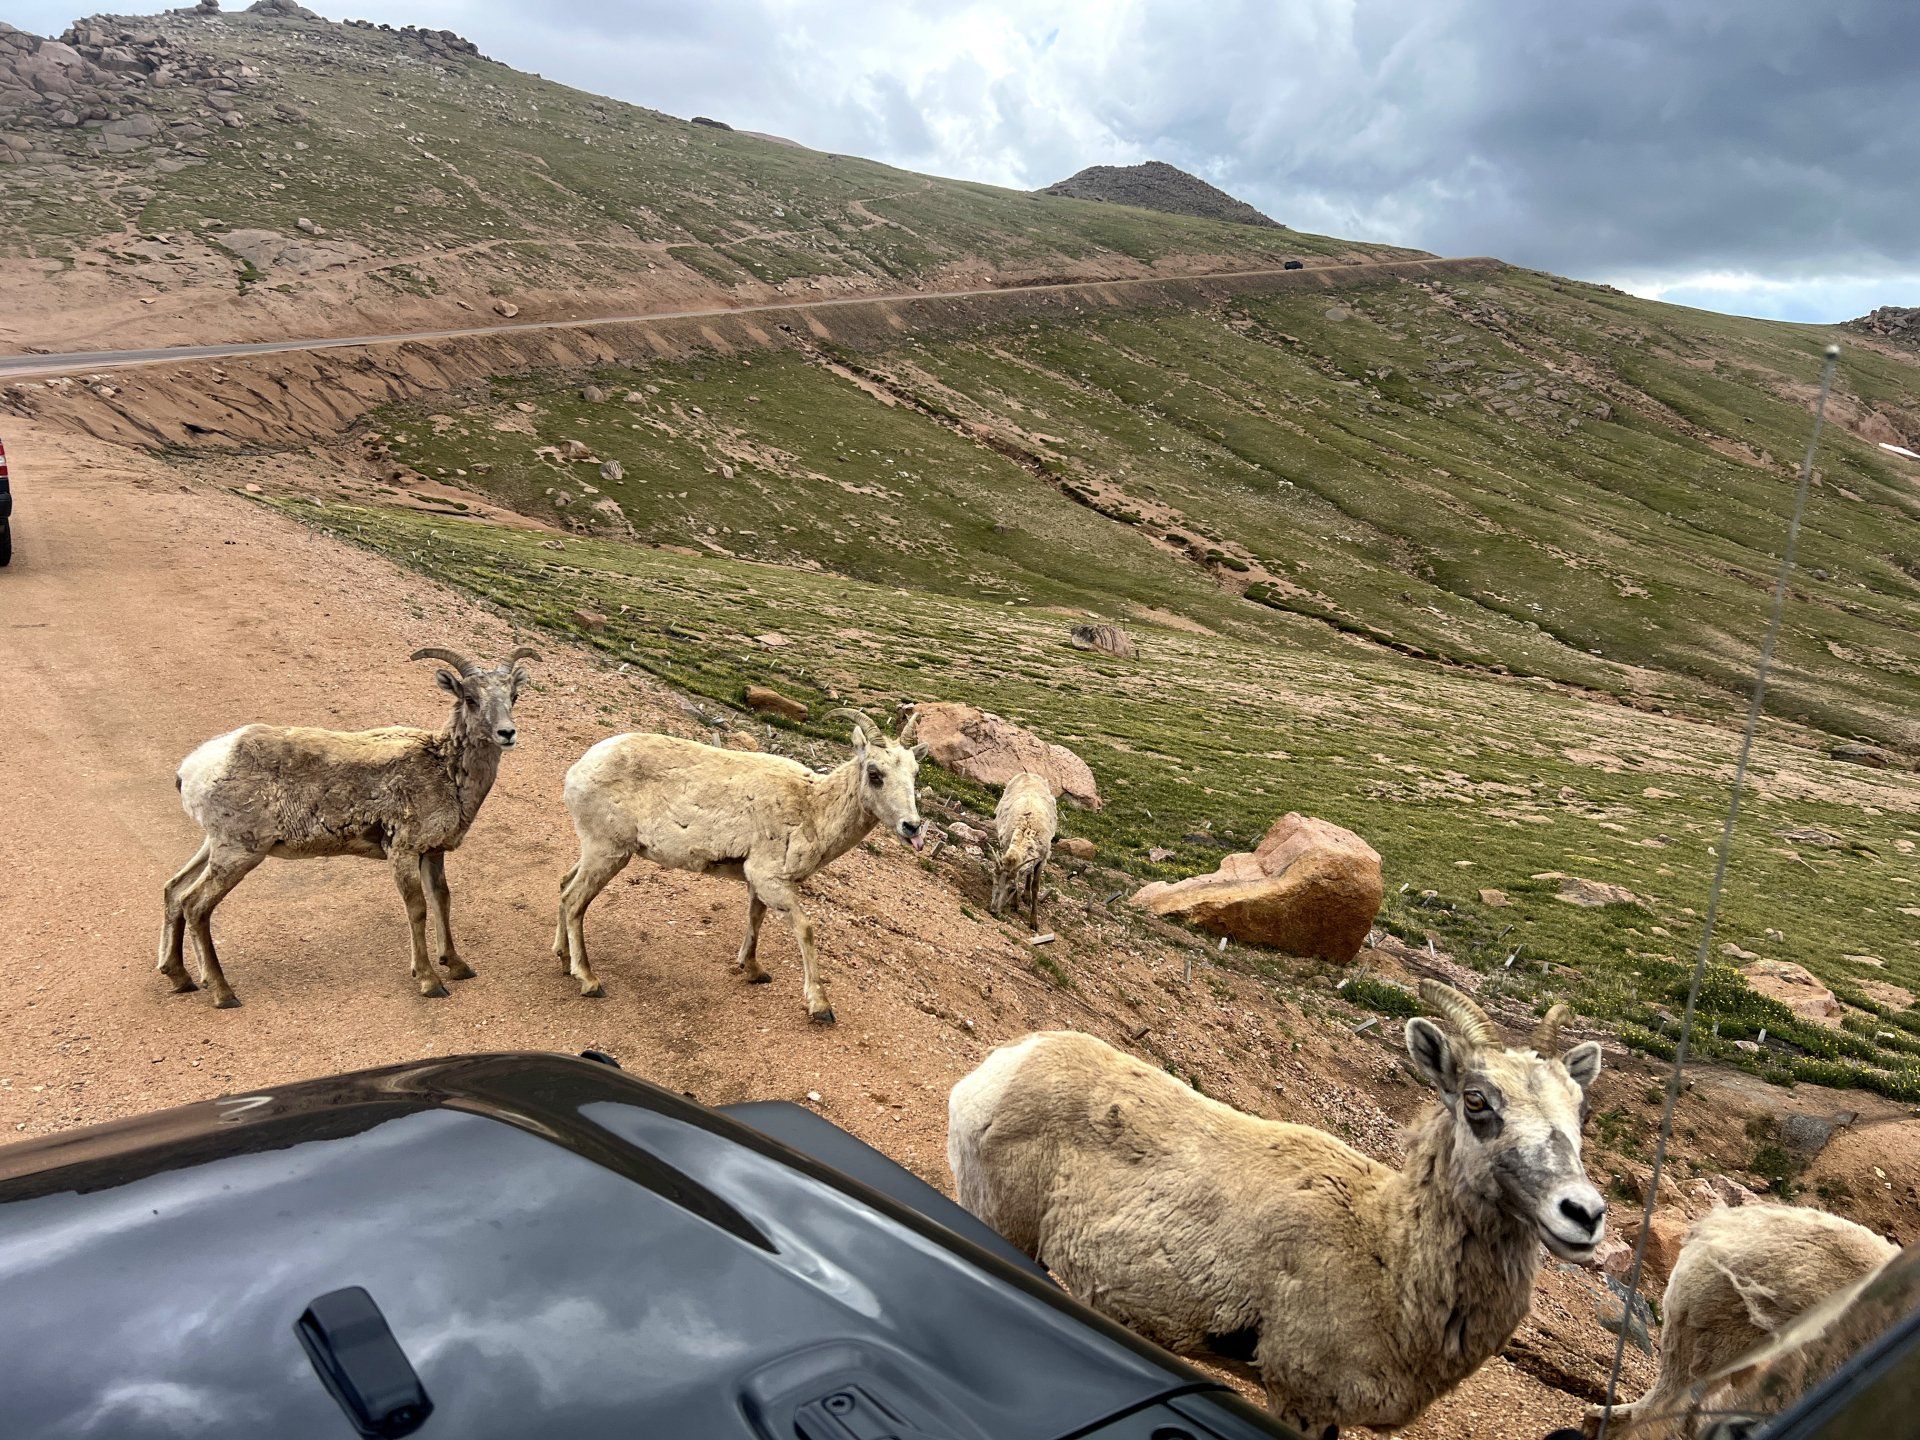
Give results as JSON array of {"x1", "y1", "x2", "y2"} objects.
[
  {"x1": 211, "y1": 992, "x2": 240, "y2": 1009},
  {"x1": 419, "y1": 980, "x2": 451, "y2": 999},
  {"x1": 167, "y1": 975, "x2": 198, "y2": 994},
  {"x1": 580, "y1": 981, "x2": 606, "y2": 999},
  {"x1": 743, "y1": 968, "x2": 772, "y2": 985},
  {"x1": 442, "y1": 958, "x2": 476, "y2": 980},
  {"x1": 808, "y1": 1005, "x2": 837, "y2": 1026}
]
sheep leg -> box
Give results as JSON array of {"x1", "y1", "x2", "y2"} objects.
[
  {"x1": 754, "y1": 876, "x2": 832, "y2": 1024},
  {"x1": 392, "y1": 850, "x2": 446, "y2": 998},
  {"x1": 553, "y1": 861, "x2": 579, "y2": 970},
  {"x1": 559, "y1": 845, "x2": 628, "y2": 998},
  {"x1": 422, "y1": 850, "x2": 473, "y2": 980},
  {"x1": 157, "y1": 839, "x2": 211, "y2": 992},
  {"x1": 736, "y1": 890, "x2": 771, "y2": 983},
  {"x1": 1026, "y1": 864, "x2": 1042, "y2": 932},
  {"x1": 180, "y1": 845, "x2": 263, "y2": 1009}
]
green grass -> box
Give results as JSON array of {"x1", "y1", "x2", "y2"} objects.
[{"x1": 272, "y1": 496, "x2": 1920, "y2": 1096}]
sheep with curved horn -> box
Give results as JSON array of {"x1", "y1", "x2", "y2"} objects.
[
  {"x1": 555, "y1": 704, "x2": 929, "y2": 1022},
  {"x1": 158, "y1": 645, "x2": 537, "y2": 1006},
  {"x1": 947, "y1": 982, "x2": 1607, "y2": 1434}
]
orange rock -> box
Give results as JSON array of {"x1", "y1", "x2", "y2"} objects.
[
  {"x1": 1130, "y1": 814, "x2": 1382, "y2": 961},
  {"x1": 905, "y1": 702, "x2": 1099, "y2": 808}
]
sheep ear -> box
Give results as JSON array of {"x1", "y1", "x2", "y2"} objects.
[
  {"x1": 434, "y1": 668, "x2": 465, "y2": 698},
  {"x1": 510, "y1": 662, "x2": 532, "y2": 695},
  {"x1": 1562, "y1": 1041, "x2": 1602, "y2": 1093},
  {"x1": 849, "y1": 726, "x2": 868, "y2": 756},
  {"x1": 1405, "y1": 1018, "x2": 1461, "y2": 1094},
  {"x1": 911, "y1": 742, "x2": 930, "y2": 761}
]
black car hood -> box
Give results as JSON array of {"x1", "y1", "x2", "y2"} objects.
[{"x1": 0, "y1": 1054, "x2": 1212, "y2": 1440}]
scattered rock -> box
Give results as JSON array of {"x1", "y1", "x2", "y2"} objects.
[
  {"x1": 581, "y1": 385, "x2": 607, "y2": 403},
  {"x1": 754, "y1": 632, "x2": 789, "y2": 648},
  {"x1": 743, "y1": 684, "x2": 807, "y2": 722},
  {"x1": 1130, "y1": 813, "x2": 1383, "y2": 961},
  {"x1": 598, "y1": 460, "x2": 623, "y2": 481},
  {"x1": 904, "y1": 702, "x2": 1100, "y2": 808},
  {"x1": 1555, "y1": 877, "x2": 1643, "y2": 908},
  {"x1": 1068, "y1": 623, "x2": 1138, "y2": 660},
  {"x1": 1829, "y1": 743, "x2": 1891, "y2": 768},
  {"x1": 558, "y1": 439, "x2": 593, "y2": 461},
  {"x1": 1741, "y1": 959, "x2": 1843, "y2": 1027},
  {"x1": 690, "y1": 115, "x2": 732, "y2": 130},
  {"x1": 1779, "y1": 1111, "x2": 1840, "y2": 1159},
  {"x1": 1478, "y1": 888, "x2": 1510, "y2": 907},
  {"x1": 493, "y1": 300, "x2": 519, "y2": 318},
  {"x1": 1148, "y1": 846, "x2": 1176, "y2": 863},
  {"x1": 1057, "y1": 836, "x2": 1095, "y2": 861},
  {"x1": 570, "y1": 607, "x2": 607, "y2": 631}
]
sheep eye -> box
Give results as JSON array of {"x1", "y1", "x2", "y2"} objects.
[
  {"x1": 866, "y1": 766, "x2": 883, "y2": 786},
  {"x1": 1462, "y1": 1090, "x2": 1489, "y2": 1114}
]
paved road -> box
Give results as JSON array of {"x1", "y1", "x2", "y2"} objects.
[{"x1": 0, "y1": 256, "x2": 1480, "y2": 381}]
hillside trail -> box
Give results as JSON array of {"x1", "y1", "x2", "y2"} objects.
[{"x1": 0, "y1": 417, "x2": 1649, "y2": 1439}]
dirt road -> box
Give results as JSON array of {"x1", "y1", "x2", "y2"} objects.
[
  {"x1": 0, "y1": 257, "x2": 1491, "y2": 381},
  {"x1": 0, "y1": 418, "x2": 1642, "y2": 1438}
]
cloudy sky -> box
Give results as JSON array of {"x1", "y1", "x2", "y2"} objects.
[{"x1": 20, "y1": 0, "x2": 1918, "y2": 322}]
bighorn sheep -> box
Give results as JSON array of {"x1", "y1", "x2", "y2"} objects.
[
  {"x1": 555, "y1": 707, "x2": 927, "y2": 1023},
  {"x1": 989, "y1": 771, "x2": 1056, "y2": 930},
  {"x1": 947, "y1": 985, "x2": 1606, "y2": 1435},
  {"x1": 158, "y1": 646, "x2": 537, "y2": 1007},
  {"x1": 1588, "y1": 1204, "x2": 1897, "y2": 1438}
]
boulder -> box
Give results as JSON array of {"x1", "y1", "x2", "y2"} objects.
[
  {"x1": 905, "y1": 702, "x2": 1099, "y2": 808},
  {"x1": 1057, "y1": 836, "x2": 1095, "y2": 861},
  {"x1": 1741, "y1": 959, "x2": 1843, "y2": 1027},
  {"x1": 599, "y1": 460, "x2": 623, "y2": 481},
  {"x1": 1068, "y1": 623, "x2": 1138, "y2": 660},
  {"x1": 1478, "y1": 887, "x2": 1510, "y2": 907},
  {"x1": 1130, "y1": 813, "x2": 1382, "y2": 961},
  {"x1": 1554, "y1": 876, "x2": 1643, "y2": 908},
  {"x1": 743, "y1": 684, "x2": 808, "y2": 723},
  {"x1": 570, "y1": 607, "x2": 608, "y2": 631},
  {"x1": 1616, "y1": 1208, "x2": 1693, "y2": 1289}
]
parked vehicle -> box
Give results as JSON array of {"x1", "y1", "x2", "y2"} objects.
[
  {"x1": 0, "y1": 1051, "x2": 1289, "y2": 1440},
  {"x1": 0, "y1": 435, "x2": 12, "y2": 566},
  {"x1": 1282, "y1": 259, "x2": 1304, "y2": 270}
]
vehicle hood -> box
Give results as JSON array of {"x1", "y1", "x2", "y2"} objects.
[{"x1": 0, "y1": 1053, "x2": 1200, "y2": 1440}]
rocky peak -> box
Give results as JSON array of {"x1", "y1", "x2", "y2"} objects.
[{"x1": 1040, "y1": 159, "x2": 1284, "y2": 230}]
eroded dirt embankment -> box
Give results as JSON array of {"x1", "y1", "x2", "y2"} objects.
[{"x1": 1, "y1": 258, "x2": 1502, "y2": 451}]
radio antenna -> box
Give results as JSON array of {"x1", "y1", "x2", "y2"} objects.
[{"x1": 1593, "y1": 342, "x2": 1841, "y2": 1438}]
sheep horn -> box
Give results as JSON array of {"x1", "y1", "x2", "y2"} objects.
[
  {"x1": 507, "y1": 646, "x2": 541, "y2": 663},
  {"x1": 411, "y1": 646, "x2": 477, "y2": 676},
  {"x1": 1533, "y1": 1003, "x2": 1570, "y2": 1052},
  {"x1": 899, "y1": 709, "x2": 921, "y2": 744},
  {"x1": 824, "y1": 707, "x2": 887, "y2": 744},
  {"x1": 1418, "y1": 980, "x2": 1496, "y2": 1048}
]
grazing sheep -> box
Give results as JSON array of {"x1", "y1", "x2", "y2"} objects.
[
  {"x1": 159, "y1": 646, "x2": 537, "y2": 1007},
  {"x1": 554, "y1": 707, "x2": 927, "y2": 1023},
  {"x1": 989, "y1": 771, "x2": 1057, "y2": 930},
  {"x1": 1587, "y1": 1204, "x2": 1897, "y2": 1438},
  {"x1": 948, "y1": 984, "x2": 1607, "y2": 1435}
]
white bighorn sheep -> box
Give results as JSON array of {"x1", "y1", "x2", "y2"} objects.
[
  {"x1": 989, "y1": 771, "x2": 1056, "y2": 930},
  {"x1": 1588, "y1": 1203, "x2": 1897, "y2": 1438},
  {"x1": 948, "y1": 984, "x2": 1607, "y2": 1436},
  {"x1": 158, "y1": 646, "x2": 537, "y2": 1007},
  {"x1": 554, "y1": 707, "x2": 928, "y2": 1023}
]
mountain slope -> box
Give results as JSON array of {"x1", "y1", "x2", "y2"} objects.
[{"x1": 0, "y1": 8, "x2": 1411, "y2": 350}]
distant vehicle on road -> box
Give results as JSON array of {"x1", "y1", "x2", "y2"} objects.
[
  {"x1": 0, "y1": 435, "x2": 12, "y2": 566},
  {"x1": 1282, "y1": 259, "x2": 1305, "y2": 270}
]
